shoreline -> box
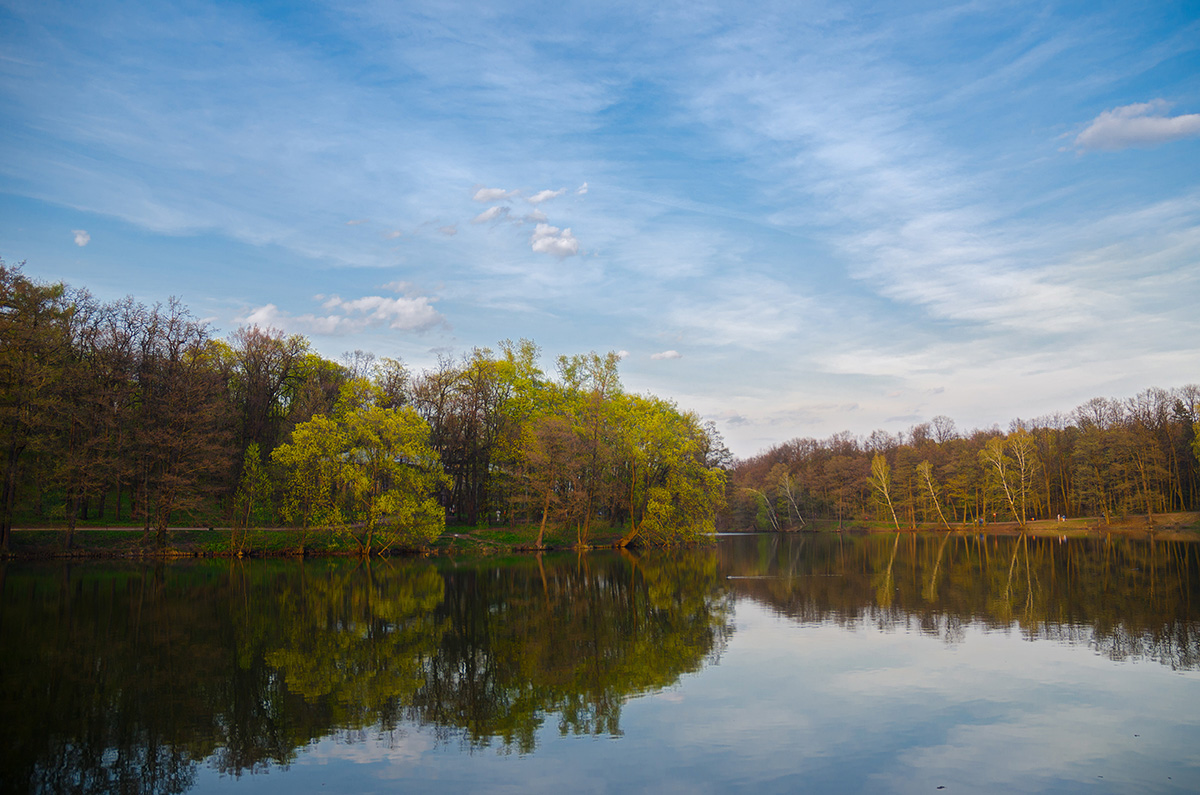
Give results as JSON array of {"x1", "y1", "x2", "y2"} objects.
[{"x1": 2, "y1": 513, "x2": 1197, "y2": 561}]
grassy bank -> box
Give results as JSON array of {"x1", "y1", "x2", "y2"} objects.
[
  {"x1": 4, "y1": 513, "x2": 1197, "y2": 560},
  {"x1": 0, "y1": 522, "x2": 636, "y2": 560},
  {"x1": 758, "y1": 512, "x2": 1200, "y2": 540}
]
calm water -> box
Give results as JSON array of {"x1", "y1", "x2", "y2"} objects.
[{"x1": 2, "y1": 533, "x2": 1198, "y2": 794}]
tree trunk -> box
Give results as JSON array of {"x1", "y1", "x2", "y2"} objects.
[
  {"x1": 536, "y1": 490, "x2": 550, "y2": 549},
  {"x1": 1, "y1": 441, "x2": 26, "y2": 553}
]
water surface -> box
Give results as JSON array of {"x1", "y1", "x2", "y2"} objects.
[{"x1": 2, "y1": 533, "x2": 1197, "y2": 793}]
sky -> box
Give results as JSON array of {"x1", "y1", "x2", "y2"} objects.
[{"x1": 1, "y1": 0, "x2": 1198, "y2": 458}]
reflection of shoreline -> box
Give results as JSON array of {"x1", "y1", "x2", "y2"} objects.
[
  {"x1": 718, "y1": 533, "x2": 1200, "y2": 670},
  {"x1": 0, "y1": 551, "x2": 734, "y2": 791}
]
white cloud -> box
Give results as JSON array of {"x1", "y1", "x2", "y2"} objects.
[
  {"x1": 1075, "y1": 100, "x2": 1200, "y2": 151},
  {"x1": 528, "y1": 188, "x2": 565, "y2": 204},
  {"x1": 383, "y1": 229, "x2": 402, "y2": 239},
  {"x1": 576, "y1": 182, "x2": 588, "y2": 195},
  {"x1": 472, "y1": 205, "x2": 509, "y2": 224},
  {"x1": 439, "y1": 225, "x2": 457, "y2": 236},
  {"x1": 530, "y1": 223, "x2": 579, "y2": 257},
  {"x1": 244, "y1": 287, "x2": 444, "y2": 336},
  {"x1": 651, "y1": 350, "x2": 682, "y2": 360},
  {"x1": 473, "y1": 187, "x2": 517, "y2": 202},
  {"x1": 616, "y1": 350, "x2": 630, "y2": 360},
  {"x1": 524, "y1": 210, "x2": 547, "y2": 223},
  {"x1": 345, "y1": 218, "x2": 367, "y2": 226},
  {"x1": 72, "y1": 229, "x2": 90, "y2": 246}
]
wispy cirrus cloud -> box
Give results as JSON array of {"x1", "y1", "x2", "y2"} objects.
[
  {"x1": 528, "y1": 188, "x2": 565, "y2": 204},
  {"x1": 1075, "y1": 100, "x2": 1200, "y2": 151},
  {"x1": 473, "y1": 187, "x2": 518, "y2": 202},
  {"x1": 472, "y1": 206, "x2": 509, "y2": 224},
  {"x1": 5, "y1": 1, "x2": 1197, "y2": 459}
]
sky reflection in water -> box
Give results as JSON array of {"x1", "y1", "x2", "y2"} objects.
[
  {"x1": 188, "y1": 603, "x2": 1200, "y2": 794},
  {"x1": 180, "y1": 535, "x2": 1200, "y2": 795}
]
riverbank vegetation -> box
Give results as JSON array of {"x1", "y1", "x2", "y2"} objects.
[
  {"x1": 0, "y1": 261, "x2": 727, "y2": 555},
  {"x1": 730, "y1": 386, "x2": 1200, "y2": 532},
  {"x1": 3, "y1": 261, "x2": 1198, "y2": 558}
]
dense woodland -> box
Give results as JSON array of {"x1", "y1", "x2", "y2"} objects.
[
  {"x1": 2, "y1": 261, "x2": 1197, "y2": 554},
  {"x1": 729, "y1": 386, "x2": 1200, "y2": 531},
  {"x1": 0, "y1": 261, "x2": 727, "y2": 553}
]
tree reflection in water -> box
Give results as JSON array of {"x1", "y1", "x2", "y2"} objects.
[
  {"x1": 720, "y1": 532, "x2": 1200, "y2": 670},
  {"x1": 1, "y1": 535, "x2": 1197, "y2": 791},
  {"x1": 0, "y1": 549, "x2": 732, "y2": 791}
]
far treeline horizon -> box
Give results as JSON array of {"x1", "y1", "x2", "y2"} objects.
[{"x1": 2, "y1": 260, "x2": 1198, "y2": 554}]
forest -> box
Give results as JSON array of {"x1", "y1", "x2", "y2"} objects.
[
  {"x1": 729, "y1": 385, "x2": 1200, "y2": 532},
  {"x1": 2, "y1": 260, "x2": 1198, "y2": 555},
  {"x1": 0, "y1": 261, "x2": 728, "y2": 554}
]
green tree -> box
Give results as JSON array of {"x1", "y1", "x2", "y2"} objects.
[
  {"x1": 524, "y1": 414, "x2": 585, "y2": 548},
  {"x1": 271, "y1": 413, "x2": 345, "y2": 540},
  {"x1": 1193, "y1": 410, "x2": 1200, "y2": 471},
  {"x1": 230, "y1": 443, "x2": 270, "y2": 554},
  {"x1": 868, "y1": 453, "x2": 901, "y2": 530},
  {"x1": 616, "y1": 396, "x2": 726, "y2": 546},
  {"x1": 556, "y1": 351, "x2": 623, "y2": 546},
  {"x1": 917, "y1": 460, "x2": 952, "y2": 529},
  {"x1": 978, "y1": 430, "x2": 1039, "y2": 527},
  {"x1": 272, "y1": 404, "x2": 447, "y2": 554}
]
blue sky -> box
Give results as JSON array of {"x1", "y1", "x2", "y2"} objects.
[{"x1": 2, "y1": 0, "x2": 1198, "y2": 456}]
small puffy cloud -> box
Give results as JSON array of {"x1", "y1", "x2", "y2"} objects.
[
  {"x1": 577, "y1": 182, "x2": 588, "y2": 195},
  {"x1": 472, "y1": 206, "x2": 510, "y2": 224},
  {"x1": 530, "y1": 223, "x2": 579, "y2": 257},
  {"x1": 244, "y1": 286, "x2": 444, "y2": 336},
  {"x1": 473, "y1": 187, "x2": 517, "y2": 202},
  {"x1": 383, "y1": 229, "x2": 403, "y2": 239},
  {"x1": 1075, "y1": 100, "x2": 1200, "y2": 151},
  {"x1": 651, "y1": 350, "x2": 682, "y2": 360},
  {"x1": 439, "y1": 225, "x2": 457, "y2": 236},
  {"x1": 72, "y1": 230, "x2": 90, "y2": 246},
  {"x1": 528, "y1": 188, "x2": 566, "y2": 205},
  {"x1": 524, "y1": 210, "x2": 548, "y2": 223},
  {"x1": 322, "y1": 294, "x2": 442, "y2": 331},
  {"x1": 345, "y1": 219, "x2": 368, "y2": 226},
  {"x1": 616, "y1": 350, "x2": 630, "y2": 360}
]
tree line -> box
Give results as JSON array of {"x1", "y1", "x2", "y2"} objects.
[
  {"x1": 0, "y1": 261, "x2": 728, "y2": 553},
  {"x1": 729, "y1": 386, "x2": 1200, "y2": 531}
]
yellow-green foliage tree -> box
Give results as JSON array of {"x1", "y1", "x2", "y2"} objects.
[
  {"x1": 272, "y1": 398, "x2": 446, "y2": 554},
  {"x1": 618, "y1": 395, "x2": 726, "y2": 546}
]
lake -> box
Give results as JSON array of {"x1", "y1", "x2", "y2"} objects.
[{"x1": 2, "y1": 532, "x2": 1198, "y2": 793}]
